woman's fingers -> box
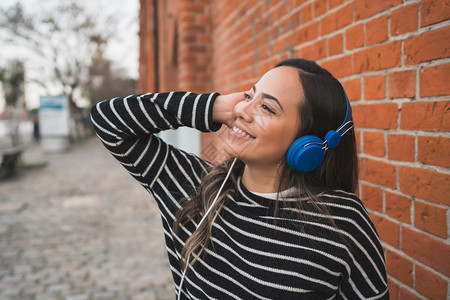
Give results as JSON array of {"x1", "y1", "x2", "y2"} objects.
[{"x1": 213, "y1": 92, "x2": 245, "y2": 126}]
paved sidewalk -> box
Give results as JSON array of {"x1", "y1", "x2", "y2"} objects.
[{"x1": 0, "y1": 138, "x2": 174, "y2": 300}]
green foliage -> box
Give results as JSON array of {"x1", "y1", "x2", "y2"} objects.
[
  {"x1": 18, "y1": 161, "x2": 47, "y2": 170},
  {"x1": 0, "y1": 60, "x2": 25, "y2": 107}
]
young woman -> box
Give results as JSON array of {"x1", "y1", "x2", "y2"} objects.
[{"x1": 91, "y1": 58, "x2": 389, "y2": 299}]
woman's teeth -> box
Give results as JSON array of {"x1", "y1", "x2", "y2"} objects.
[{"x1": 233, "y1": 126, "x2": 250, "y2": 137}]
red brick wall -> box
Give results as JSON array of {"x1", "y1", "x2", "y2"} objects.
[
  {"x1": 138, "y1": 0, "x2": 156, "y2": 92},
  {"x1": 139, "y1": 1, "x2": 450, "y2": 298}
]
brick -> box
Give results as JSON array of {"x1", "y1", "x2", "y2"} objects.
[
  {"x1": 328, "y1": 33, "x2": 343, "y2": 56},
  {"x1": 388, "y1": 70, "x2": 416, "y2": 99},
  {"x1": 320, "y1": 55, "x2": 352, "y2": 78},
  {"x1": 402, "y1": 226, "x2": 450, "y2": 276},
  {"x1": 345, "y1": 23, "x2": 364, "y2": 50},
  {"x1": 370, "y1": 213, "x2": 400, "y2": 247},
  {"x1": 388, "y1": 278, "x2": 399, "y2": 300},
  {"x1": 181, "y1": 34, "x2": 197, "y2": 43},
  {"x1": 401, "y1": 101, "x2": 450, "y2": 131},
  {"x1": 300, "y1": 44, "x2": 314, "y2": 60},
  {"x1": 404, "y1": 27, "x2": 450, "y2": 65},
  {"x1": 385, "y1": 249, "x2": 413, "y2": 286},
  {"x1": 390, "y1": 4, "x2": 419, "y2": 36},
  {"x1": 415, "y1": 264, "x2": 448, "y2": 300},
  {"x1": 275, "y1": 3, "x2": 290, "y2": 21},
  {"x1": 385, "y1": 192, "x2": 411, "y2": 223},
  {"x1": 182, "y1": 44, "x2": 207, "y2": 53},
  {"x1": 197, "y1": 16, "x2": 211, "y2": 26},
  {"x1": 178, "y1": 2, "x2": 205, "y2": 14},
  {"x1": 415, "y1": 200, "x2": 447, "y2": 238},
  {"x1": 387, "y1": 134, "x2": 415, "y2": 162},
  {"x1": 180, "y1": 14, "x2": 196, "y2": 23},
  {"x1": 421, "y1": 0, "x2": 450, "y2": 27},
  {"x1": 399, "y1": 166, "x2": 450, "y2": 205},
  {"x1": 320, "y1": 3, "x2": 352, "y2": 35},
  {"x1": 420, "y1": 63, "x2": 450, "y2": 97},
  {"x1": 276, "y1": 34, "x2": 295, "y2": 53},
  {"x1": 314, "y1": 39, "x2": 327, "y2": 59},
  {"x1": 355, "y1": 0, "x2": 402, "y2": 20},
  {"x1": 314, "y1": 0, "x2": 327, "y2": 17},
  {"x1": 290, "y1": 11, "x2": 300, "y2": 29},
  {"x1": 363, "y1": 131, "x2": 385, "y2": 157},
  {"x1": 300, "y1": 3, "x2": 313, "y2": 23},
  {"x1": 180, "y1": 23, "x2": 207, "y2": 34},
  {"x1": 329, "y1": 0, "x2": 344, "y2": 9},
  {"x1": 353, "y1": 41, "x2": 402, "y2": 73},
  {"x1": 364, "y1": 74, "x2": 386, "y2": 100},
  {"x1": 366, "y1": 15, "x2": 389, "y2": 45},
  {"x1": 353, "y1": 103, "x2": 398, "y2": 129},
  {"x1": 361, "y1": 183, "x2": 383, "y2": 212},
  {"x1": 399, "y1": 288, "x2": 421, "y2": 300},
  {"x1": 359, "y1": 157, "x2": 396, "y2": 189},
  {"x1": 180, "y1": 54, "x2": 197, "y2": 63},
  {"x1": 180, "y1": 73, "x2": 196, "y2": 82},
  {"x1": 418, "y1": 136, "x2": 450, "y2": 167},
  {"x1": 295, "y1": 21, "x2": 318, "y2": 44},
  {"x1": 341, "y1": 78, "x2": 361, "y2": 101},
  {"x1": 296, "y1": 0, "x2": 309, "y2": 6}
]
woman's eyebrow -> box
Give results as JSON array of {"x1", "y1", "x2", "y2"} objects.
[{"x1": 252, "y1": 85, "x2": 284, "y2": 111}]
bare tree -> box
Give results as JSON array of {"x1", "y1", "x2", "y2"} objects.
[
  {"x1": 87, "y1": 47, "x2": 136, "y2": 106},
  {"x1": 0, "y1": 1, "x2": 116, "y2": 111}
]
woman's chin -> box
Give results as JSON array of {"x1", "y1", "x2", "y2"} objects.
[
  {"x1": 223, "y1": 146, "x2": 247, "y2": 161},
  {"x1": 223, "y1": 147, "x2": 239, "y2": 158},
  {"x1": 222, "y1": 140, "x2": 254, "y2": 160}
]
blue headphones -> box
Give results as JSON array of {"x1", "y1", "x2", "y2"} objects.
[{"x1": 286, "y1": 91, "x2": 353, "y2": 172}]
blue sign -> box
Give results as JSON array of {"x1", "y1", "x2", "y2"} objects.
[{"x1": 39, "y1": 94, "x2": 70, "y2": 136}]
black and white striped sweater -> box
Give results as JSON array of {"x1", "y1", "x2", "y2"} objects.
[{"x1": 91, "y1": 92, "x2": 389, "y2": 299}]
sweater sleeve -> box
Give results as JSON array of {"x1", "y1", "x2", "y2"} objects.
[{"x1": 90, "y1": 91, "x2": 221, "y2": 219}]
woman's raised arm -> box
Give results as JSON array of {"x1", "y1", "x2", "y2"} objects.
[{"x1": 90, "y1": 92, "x2": 222, "y2": 189}]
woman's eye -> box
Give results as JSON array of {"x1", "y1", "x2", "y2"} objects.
[
  {"x1": 243, "y1": 93, "x2": 252, "y2": 101},
  {"x1": 261, "y1": 104, "x2": 276, "y2": 114}
]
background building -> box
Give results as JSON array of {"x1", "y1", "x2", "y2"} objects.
[{"x1": 139, "y1": 0, "x2": 450, "y2": 299}]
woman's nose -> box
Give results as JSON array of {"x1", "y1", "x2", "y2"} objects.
[{"x1": 234, "y1": 100, "x2": 254, "y2": 122}]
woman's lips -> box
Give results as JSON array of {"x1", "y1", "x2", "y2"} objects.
[{"x1": 229, "y1": 125, "x2": 256, "y2": 139}]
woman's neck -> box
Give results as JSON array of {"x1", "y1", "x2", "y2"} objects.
[{"x1": 241, "y1": 163, "x2": 280, "y2": 193}]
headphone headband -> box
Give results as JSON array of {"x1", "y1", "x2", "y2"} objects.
[{"x1": 335, "y1": 91, "x2": 353, "y2": 137}]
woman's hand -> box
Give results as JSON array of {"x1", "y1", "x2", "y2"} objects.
[{"x1": 213, "y1": 92, "x2": 245, "y2": 127}]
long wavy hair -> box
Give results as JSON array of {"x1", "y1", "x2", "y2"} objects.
[{"x1": 173, "y1": 58, "x2": 358, "y2": 268}]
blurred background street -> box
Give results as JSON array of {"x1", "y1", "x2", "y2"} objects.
[{"x1": 0, "y1": 138, "x2": 174, "y2": 300}]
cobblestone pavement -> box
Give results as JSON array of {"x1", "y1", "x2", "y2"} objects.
[{"x1": 0, "y1": 138, "x2": 174, "y2": 300}]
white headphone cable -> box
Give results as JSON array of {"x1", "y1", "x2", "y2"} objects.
[{"x1": 176, "y1": 157, "x2": 237, "y2": 300}]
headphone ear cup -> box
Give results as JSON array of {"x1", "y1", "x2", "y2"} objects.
[
  {"x1": 286, "y1": 135, "x2": 325, "y2": 172},
  {"x1": 324, "y1": 130, "x2": 341, "y2": 148}
]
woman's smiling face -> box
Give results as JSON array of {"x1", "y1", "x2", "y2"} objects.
[{"x1": 223, "y1": 66, "x2": 303, "y2": 168}]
